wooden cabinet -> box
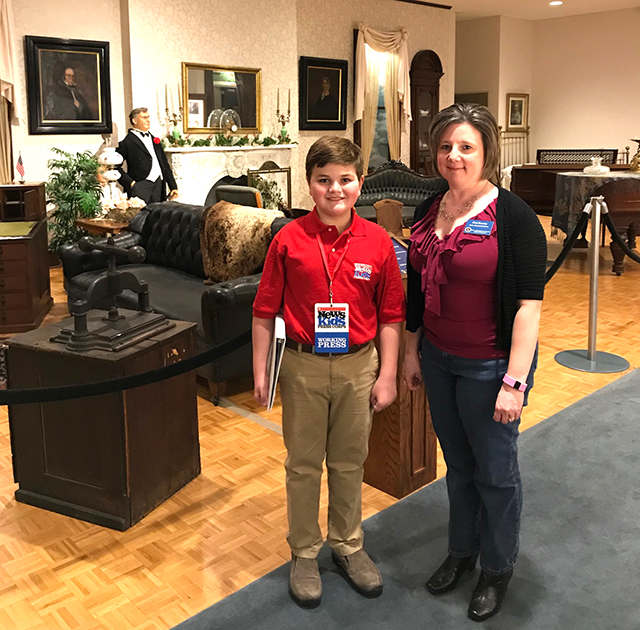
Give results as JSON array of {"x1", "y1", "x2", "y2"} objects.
[
  {"x1": 6, "y1": 320, "x2": 200, "y2": 531},
  {"x1": 0, "y1": 183, "x2": 46, "y2": 221},
  {"x1": 410, "y1": 51, "x2": 443, "y2": 177},
  {"x1": 0, "y1": 219, "x2": 52, "y2": 332},
  {"x1": 364, "y1": 278, "x2": 437, "y2": 499}
]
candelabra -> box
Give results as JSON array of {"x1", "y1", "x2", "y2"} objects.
[
  {"x1": 276, "y1": 87, "x2": 291, "y2": 142},
  {"x1": 159, "y1": 106, "x2": 183, "y2": 139},
  {"x1": 276, "y1": 109, "x2": 291, "y2": 143}
]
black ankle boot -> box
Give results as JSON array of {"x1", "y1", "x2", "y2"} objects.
[
  {"x1": 467, "y1": 568, "x2": 513, "y2": 622},
  {"x1": 425, "y1": 553, "x2": 479, "y2": 595}
]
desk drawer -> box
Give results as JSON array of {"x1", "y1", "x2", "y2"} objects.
[
  {"x1": 0, "y1": 243, "x2": 28, "y2": 261},
  {"x1": 0, "y1": 309, "x2": 30, "y2": 325},
  {"x1": 0, "y1": 276, "x2": 29, "y2": 292},
  {"x1": 0, "y1": 293, "x2": 29, "y2": 309},
  {"x1": 0, "y1": 259, "x2": 29, "y2": 277}
]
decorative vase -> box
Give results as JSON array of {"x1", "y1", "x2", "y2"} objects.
[{"x1": 583, "y1": 156, "x2": 610, "y2": 175}]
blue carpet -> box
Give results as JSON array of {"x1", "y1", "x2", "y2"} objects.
[{"x1": 174, "y1": 369, "x2": 640, "y2": 629}]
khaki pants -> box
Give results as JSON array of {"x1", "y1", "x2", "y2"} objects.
[{"x1": 279, "y1": 342, "x2": 379, "y2": 558}]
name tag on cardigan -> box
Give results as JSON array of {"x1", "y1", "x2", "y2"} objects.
[{"x1": 463, "y1": 219, "x2": 494, "y2": 236}]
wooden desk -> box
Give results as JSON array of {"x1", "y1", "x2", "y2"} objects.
[
  {"x1": 76, "y1": 217, "x2": 129, "y2": 236},
  {"x1": 6, "y1": 318, "x2": 199, "y2": 530}
]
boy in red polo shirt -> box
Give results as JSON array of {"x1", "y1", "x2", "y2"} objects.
[{"x1": 252, "y1": 136, "x2": 406, "y2": 608}]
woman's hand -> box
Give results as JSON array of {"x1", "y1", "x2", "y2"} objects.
[
  {"x1": 402, "y1": 351, "x2": 424, "y2": 391},
  {"x1": 493, "y1": 384, "x2": 524, "y2": 424}
]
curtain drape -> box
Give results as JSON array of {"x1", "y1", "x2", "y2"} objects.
[
  {"x1": 0, "y1": 97, "x2": 11, "y2": 183},
  {"x1": 1, "y1": 0, "x2": 21, "y2": 183},
  {"x1": 355, "y1": 24, "x2": 410, "y2": 171},
  {"x1": 360, "y1": 47, "x2": 382, "y2": 175}
]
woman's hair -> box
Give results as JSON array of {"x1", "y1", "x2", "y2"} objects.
[{"x1": 428, "y1": 103, "x2": 501, "y2": 185}]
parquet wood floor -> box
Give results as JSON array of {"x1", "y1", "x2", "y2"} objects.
[{"x1": 0, "y1": 217, "x2": 638, "y2": 629}]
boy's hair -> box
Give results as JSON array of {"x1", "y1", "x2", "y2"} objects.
[{"x1": 305, "y1": 136, "x2": 364, "y2": 180}]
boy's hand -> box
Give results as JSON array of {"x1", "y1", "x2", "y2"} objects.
[
  {"x1": 402, "y1": 351, "x2": 423, "y2": 391},
  {"x1": 370, "y1": 376, "x2": 397, "y2": 413},
  {"x1": 254, "y1": 373, "x2": 269, "y2": 407}
]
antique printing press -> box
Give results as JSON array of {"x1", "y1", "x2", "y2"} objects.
[{"x1": 51, "y1": 236, "x2": 174, "y2": 351}]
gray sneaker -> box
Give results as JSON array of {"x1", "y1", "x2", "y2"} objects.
[
  {"x1": 289, "y1": 555, "x2": 322, "y2": 608},
  {"x1": 332, "y1": 549, "x2": 383, "y2": 597}
]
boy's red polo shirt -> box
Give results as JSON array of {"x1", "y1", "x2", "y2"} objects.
[{"x1": 253, "y1": 209, "x2": 406, "y2": 345}]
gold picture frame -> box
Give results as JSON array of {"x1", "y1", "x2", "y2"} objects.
[{"x1": 182, "y1": 62, "x2": 261, "y2": 134}]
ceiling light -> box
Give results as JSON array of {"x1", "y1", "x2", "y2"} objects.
[{"x1": 549, "y1": 1, "x2": 563, "y2": 5}]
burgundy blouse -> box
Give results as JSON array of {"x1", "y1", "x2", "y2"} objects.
[{"x1": 409, "y1": 196, "x2": 508, "y2": 359}]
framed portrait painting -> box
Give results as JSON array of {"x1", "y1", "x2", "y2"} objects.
[
  {"x1": 505, "y1": 93, "x2": 529, "y2": 132},
  {"x1": 25, "y1": 36, "x2": 112, "y2": 135},
  {"x1": 299, "y1": 56, "x2": 347, "y2": 131}
]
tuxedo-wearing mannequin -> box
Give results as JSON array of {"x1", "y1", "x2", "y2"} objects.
[{"x1": 116, "y1": 109, "x2": 178, "y2": 204}]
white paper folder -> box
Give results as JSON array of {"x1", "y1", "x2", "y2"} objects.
[{"x1": 267, "y1": 315, "x2": 286, "y2": 412}]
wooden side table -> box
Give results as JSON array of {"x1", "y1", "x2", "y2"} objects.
[
  {"x1": 76, "y1": 217, "x2": 129, "y2": 236},
  {"x1": 6, "y1": 319, "x2": 200, "y2": 530},
  {"x1": 0, "y1": 219, "x2": 52, "y2": 333}
]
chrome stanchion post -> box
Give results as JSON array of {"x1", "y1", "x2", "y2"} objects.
[
  {"x1": 586, "y1": 196, "x2": 601, "y2": 362},
  {"x1": 555, "y1": 196, "x2": 629, "y2": 373}
]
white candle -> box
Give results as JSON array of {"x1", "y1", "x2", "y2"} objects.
[
  {"x1": 288, "y1": 89, "x2": 291, "y2": 112},
  {"x1": 165, "y1": 84, "x2": 168, "y2": 111},
  {"x1": 277, "y1": 87, "x2": 280, "y2": 111}
]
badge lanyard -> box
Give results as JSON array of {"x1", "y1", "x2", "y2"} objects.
[{"x1": 316, "y1": 232, "x2": 351, "y2": 306}]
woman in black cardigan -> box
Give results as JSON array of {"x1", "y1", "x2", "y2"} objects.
[{"x1": 402, "y1": 103, "x2": 546, "y2": 622}]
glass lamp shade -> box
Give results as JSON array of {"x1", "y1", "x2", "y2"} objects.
[{"x1": 98, "y1": 147, "x2": 124, "y2": 167}]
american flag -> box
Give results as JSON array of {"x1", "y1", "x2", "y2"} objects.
[{"x1": 16, "y1": 153, "x2": 25, "y2": 180}]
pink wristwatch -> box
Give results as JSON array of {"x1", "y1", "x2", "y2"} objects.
[{"x1": 502, "y1": 374, "x2": 527, "y2": 392}]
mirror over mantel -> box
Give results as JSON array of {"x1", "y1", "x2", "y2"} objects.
[{"x1": 182, "y1": 62, "x2": 261, "y2": 134}]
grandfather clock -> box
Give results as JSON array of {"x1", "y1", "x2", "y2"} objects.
[{"x1": 410, "y1": 50, "x2": 443, "y2": 176}]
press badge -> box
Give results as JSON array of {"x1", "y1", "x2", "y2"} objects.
[
  {"x1": 463, "y1": 219, "x2": 494, "y2": 236},
  {"x1": 314, "y1": 303, "x2": 349, "y2": 353}
]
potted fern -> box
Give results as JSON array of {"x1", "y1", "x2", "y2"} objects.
[{"x1": 46, "y1": 148, "x2": 102, "y2": 253}]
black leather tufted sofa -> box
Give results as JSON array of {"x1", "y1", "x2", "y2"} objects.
[
  {"x1": 59, "y1": 201, "x2": 289, "y2": 401},
  {"x1": 355, "y1": 160, "x2": 448, "y2": 226}
]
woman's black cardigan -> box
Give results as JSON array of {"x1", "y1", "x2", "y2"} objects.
[{"x1": 406, "y1": 187, "x2": 547, "y2": 351}]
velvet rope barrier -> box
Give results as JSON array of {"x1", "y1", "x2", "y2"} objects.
[
  {"x1": 544, "y1": 207, "x2": 591, "y2": 284},
  {"x1": 0, "y1": 329, "x2": 251, "y2": 406}
]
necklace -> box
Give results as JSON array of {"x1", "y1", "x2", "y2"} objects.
[{"x1": 438, "y1": 182, "x2": 490, "y2": 222}]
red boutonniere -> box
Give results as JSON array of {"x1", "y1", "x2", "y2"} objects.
[{"x1": 153, "y1": 137, "x2": 160, "y2": 144}]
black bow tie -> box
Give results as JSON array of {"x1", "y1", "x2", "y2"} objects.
[{"x1": 139, "y1": 131, "x2": 151, "y2": 137}]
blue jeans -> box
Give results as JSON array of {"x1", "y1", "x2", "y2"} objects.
[{"x1": 420, "y1": 337, "x2": 536, "y2": 575}]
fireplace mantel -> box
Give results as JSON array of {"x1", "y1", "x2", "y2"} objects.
[{"x1": 165, "y1": 144, "x2": 296, "y2": 206}]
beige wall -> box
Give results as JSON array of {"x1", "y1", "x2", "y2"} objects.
[
  {"x1": 10, "y1": 0, "x2": 128, "y2": 182},
  {"x1": 455, "y1": 17, "x2": 500, "y2": 118},
  {"x1": 531, "y1": 8, "x2": 640, "y2": 157},
  {"x1": 498, "y1": 16, "x2": 533, "y2": 132},
  {"x1": 9, "y1": 0, "x2": 454, "y2": 206},
  {"x1": 295, "y1": 0, "x2": 456, "y2": 208}
]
